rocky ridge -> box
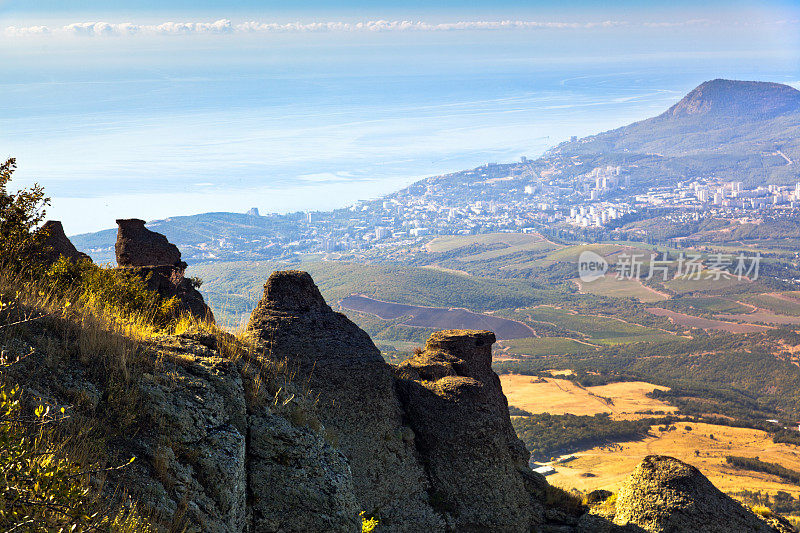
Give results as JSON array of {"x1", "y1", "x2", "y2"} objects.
[{"x1": 395, "y1": 330, "x2": 545, "y2": 531}]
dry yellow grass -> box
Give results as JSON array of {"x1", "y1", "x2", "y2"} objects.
[
  {"x1": 547, "y1": 422, "x2": 800, "y2": 498},
  {"x1": 499, "y1": 375, "x2": 676, "y2": 418},
  {"x1": 547, "y1": 369, "x2": 575, "y2": 377}
]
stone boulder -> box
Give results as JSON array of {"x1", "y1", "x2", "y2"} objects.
[
  {"x1": 613, "y1": 455, "x2": 785, "y2": 533},
  {"x1": 115, "y1": 218, "x2": 182, "y2": 268},
  {"x1": 39, "y1": 220, "x2": 90, "y2": 265},
  {"x1": 246, "y1": 270, "x2": 444, "y2": 531},
  {"x1": 113, "y1": 219, "x2": 212, "y2": 321},
  {"x1": 395, "y1": 329, "x2": 545, "y2": 532}
]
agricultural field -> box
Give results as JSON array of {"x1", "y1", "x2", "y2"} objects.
[
  {"x1": 575, "y1": 274, "x2": 668, "y2": 303},
  {"x1": 658, "y1": 296, "x2": 752, "y2": 315},
  {"x1": 423, "y1": 232, "x2": 565, "y2": 271},
  {"x1": 663, "y1": 273, "x2": 752, "y2": 294},
  {"x1": 542, "y1": 243, "x2": 654, "y2": 265},
  {"x1": 546, "y1": 422, "x2": 800, "y2": 499},
  {"x1": 717, "y1": 309, "x2": 800, "y2": 326},
  {"x1": 500, "y1": 375, "x2": 676, "y2": 418},
  {"x1": 646, "y1": 307, "x2": 771, "y2": 333},
  {"x1": 425, "y1": 232, "x2": 557, "y2": 255},
  {"x1": 498, "y1": 337, "x2": 598, "y2": 357},
  {"x1": 511, "y1": 305, "x2": 676, "y2": 345},
  {"x1": 339, "y1": 295, "x2": 536, "y2": 340},
  {"x1": 741, "y1": 293, "x2": 800, "y2": 317}
]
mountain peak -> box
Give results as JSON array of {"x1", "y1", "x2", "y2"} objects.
[{"x1": 661, "y1": 79, "x2": 800, "y2": 120}]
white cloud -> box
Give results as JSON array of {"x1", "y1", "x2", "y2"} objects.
[
  {"x1": 4, "y1": 24, "x2": 50, "y2": 36},
  {"x1": 2, "y1": 17, "x2": 796, "y2": 39},
  {"x1": 61, "y1": 19, "x2": 233, "y2": 36}
]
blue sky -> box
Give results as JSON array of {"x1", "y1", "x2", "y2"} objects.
[{"x1": 2, "y1": 1, "x2": 799, "y2": 233}]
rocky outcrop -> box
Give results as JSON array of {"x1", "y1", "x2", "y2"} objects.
[
  {"x1": 245, "y1": 270, "x2": 444, "y2": 531},
  {"x1": 242, "y1": 271, "x2": 789, "y2": 533},
  {"x1": 613, "y1": 455, "x2": 786, "y2": 533},
  {"x1": 39, "y1": 220, "x2": 90, "y2": 264},
  {"x1": 248, "y1": 410, "x2": 360, "y2": 532},
  {"x1": 8, "y1": 324, "x2": 361, "y2": 533},
  {"x1": 395, "y1": 329, "x2": 545, "y2": 531},
  {"x1": 114, "y1": 219, "x2": 212, "y2": 321},
  {"x1": 115, "y1": 218, "x2": 182, "y2": 268}
]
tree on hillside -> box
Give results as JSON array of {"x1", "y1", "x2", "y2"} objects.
[{"x1": 0, "y1": 158, "x2": 50, "y2": 272}]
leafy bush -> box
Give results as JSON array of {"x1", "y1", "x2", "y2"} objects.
[
  {"x1": 0, "y1": 157, "x2": 50, "y2": 274},
  {"x1": 0, "y1": 380, "x2": 150, "y2": 532},
  {"x1": 751, "y1": 505, "x2": 773, "y2": 518}
]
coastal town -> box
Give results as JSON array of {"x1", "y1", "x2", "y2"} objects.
[{"x1": 76, "y1": 155, "x2": 800, "y2": 264}]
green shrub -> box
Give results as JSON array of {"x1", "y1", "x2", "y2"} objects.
[
  {"x1": 0, "y1": 380, "x2": 151, "y2": 531},
  {"x1": 0, "y1": 157, "x2": 50, "y2": 275},
  {"x1": 751, "y1": 504, "x2": 773, "y2": 518}
]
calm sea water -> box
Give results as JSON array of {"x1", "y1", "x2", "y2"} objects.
[{"x1": 2, "y1": 30, "x2": 798, "y2": 233}]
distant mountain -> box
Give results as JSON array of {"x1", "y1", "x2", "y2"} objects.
[
  {"x1": 661, "y1": 79, "x2": 800, "y2": 121},
  {"x1": 556, "y1": 79, "x2": 800, "y2": 170}
]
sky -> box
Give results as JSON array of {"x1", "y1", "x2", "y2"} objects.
[{"x1": 1, "y1": 1, "x2": 799, "y2": 234}]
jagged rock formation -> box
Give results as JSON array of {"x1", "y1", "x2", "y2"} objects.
[
  {"x1": 115, "y1": 218, "x2": 183, "y2": 268},
  {"x1": 246, "y1": 270, "x2": 445, "y2": 531},
  {"x1": 613, "y1": 455, "x2": 788, "y2": 533},
  {"x1": 136, "y1": 335, "x2": 360, "y2": 533},
  {"x1": 39, "y1": 220, "x2": 90, "y2": 264},
  {"x1": 395, "y1": 329, "x2": 546, "y2": 531},
  {"x1": 114, "y1": 219, "x2": 212, "y2": 321}
]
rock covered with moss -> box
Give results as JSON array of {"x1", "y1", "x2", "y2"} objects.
[{"x1": 613, "y1": 455, "x2": 789, "y2": 533}]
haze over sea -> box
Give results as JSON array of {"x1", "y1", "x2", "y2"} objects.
[{"x1": 2, "y1": 2, "x2": 799, "y2": 233}]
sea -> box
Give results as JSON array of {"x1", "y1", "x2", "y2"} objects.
[{"x1": 1, "y1": 26, "x2": 798, "y2": 233}]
